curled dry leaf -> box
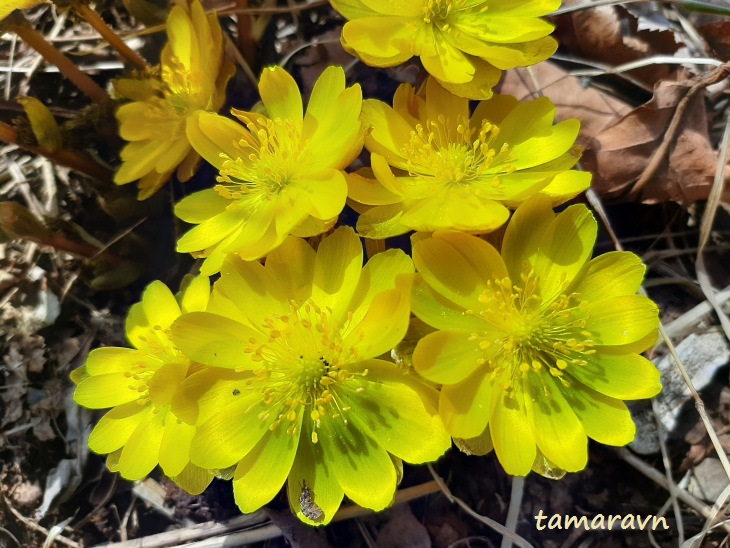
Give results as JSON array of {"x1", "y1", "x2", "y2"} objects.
[
  {"x1": 582, "y1": 78, "x2": 727, "y2": 204},
  {"x1": 501, "y1": 63, "x2": 730, "y2": 205}
]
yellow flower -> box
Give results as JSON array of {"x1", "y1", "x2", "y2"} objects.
[
  {"x1": 349, "y1": 78, "x2": 590, "y2": 239},
  {"x1": 169, "y1": 227, "x2": 450, "y2": 524},
  {"x1": 176, "y1": 65, "x2": 364, "y2": 275},
  {"x1": 71, "y1": 276, "x2": 215, "y2": 494},
  {"x1": 330, "y1": 0, "x2": 559, "y2": 99},
  {"x1": 410, "y1": 196, "x2": 661, "y2": 477},
  {"x1": 113, "y1": 0, "x2": 234, "y2": 199},
  {"x1": 1, "y1": 0, "x2": 43, "y2": 21}
]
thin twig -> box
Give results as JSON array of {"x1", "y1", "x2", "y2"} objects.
[
  {"x1": 689, "y1": 105, "x2": 730, "y2": 548},
  {"x1": 235, "y1": 0, "x2": 257, "y2": 72},
  {"x1": 569, "y1": 55, "x2": 723, "y2": 78},
  {"x1": 216, "y1": 0, "x2": 329, "y2": 17},
  {"x1": 651, "y1": 399, "x2": 685, "y2": 545},
  {"x1": 4, "y1": 12, "x2": 109, "y2": 102},
  {"x1": 1, "y1": 493, "x2": 80, "y2": 548},
  {"x1": 617, "y1": 448, "x2": 730, "y2": 533},
  {"x1": 73, "y1": 3, "x2": 148, "y2": 70},
  {"x1": 428, "y1": 465, "x2": 533, "y2": 548}
]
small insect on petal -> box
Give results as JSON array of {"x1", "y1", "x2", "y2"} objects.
[{"x1": 299, "y1": 481, "x2": 324, "y2": 522}]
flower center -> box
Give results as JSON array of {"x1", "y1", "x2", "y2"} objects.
[
  {"x1": 466, "y1": 270, "x2": 596, "y2": 391},
  {"x1": 124, "y1": 325, "x2": 187, "y2": 410},
  {"x1": 241, "y1": 300, "x2": 367, "y2": 443},
  {"x1": 215, "y1": 115, "x2": 306, "y2": 201},
  {"x1": 400, "y1": 116, "x2": 514, "y2": 192},
  {"x1": 423, "y1": 0, "x2": 472, "y2": 27}
]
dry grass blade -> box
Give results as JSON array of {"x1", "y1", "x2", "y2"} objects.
[{"x1": 428, "y1": 465, "x2": 532, "y2": 548}]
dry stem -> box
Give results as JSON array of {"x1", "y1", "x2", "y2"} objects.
[
  {"x1": 73, "y1": 3, "x2": 148, "y2": 70},
  {"x1": 4, "y1": 11, "x2": 109, "y2": 103}
]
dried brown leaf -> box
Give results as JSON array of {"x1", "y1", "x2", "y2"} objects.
[{"x1": 583, "y1": 79, "x2": 720, "y2": 203}]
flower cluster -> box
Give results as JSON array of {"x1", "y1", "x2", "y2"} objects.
[
  {"x1": 67, "y1": 0, "x2": 663, "y2": 530},
  {"x1": 113, "y1": 0, "x2": 234, "y2": 199},
  {"x1": 330, "y1": 0, "x2": 559, "y2": 99},
  {"x1": 73, "y1": 228, "x2": 451, "y2": 524}
]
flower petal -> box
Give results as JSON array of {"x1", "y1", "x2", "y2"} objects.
[
  {"x1": 563, "y1": 384, "x2": 636, "y2": 446},
  {"x1": 524, "y1": 373, "x2": 588, "y2": 472},
  {"x1": 439, "y1": 366, "x2": 494, "y2": 439},
  {"x1": 356, "y1": 203, "x2": 410, "y2": 240},
  {"x1": 117, "y1": 409, "x2": 166, "y2": 480},
  {"x1": 174, "y1": 188, "x2": 230, "y2": 224},
  {"x1": 190, "y1": 394, "x2": 272, "y2": 469},
  {"x1": 586, "y1": 295, "x2": 659, "y2": 346},
  {"x1": 311, "y1": 227, "x2": 363, "y2": 325},
  {"x1": 171, "y1": 462, "x2": 214, "y2": 495},
  {"x1": 216, "y1": 255, "x2": 290, "y2": 326},
  {"x1": 159, "y1": 414, "x2": 197, "y2": 476},
  {"x1": 567, "y1": 353, "x2": 661, "y2": 400},
  {"x1": 412, "y1": 234, "x2": 494, "y2": 310},
  {"x1": 170, "y1": 312, "x2": 262, "y2": 369},
  {"x1": 573, "y1": 252, "x2": 646, "y2": 302},
  {"x1": 178, "y1": 274, "x2": 211, "y2": 314},
  {"x1": 530, "y1": 203, "x2": 597, "y2": 304},
  {"x1": 88, "y1": 403, "x2": 150, "y2": 454},
  {"x1": 259, "y1": 66, "x2": 303, "y2": 123},
  {"x1": 84, "y1": 347, "x2": 143, "y2": 376},
  {"x1": 172, "y1": 367, "x2": 252, "y2": 425},
  {"x1": 186, "y1": 111, "x2": 253, "y2": 170},
  {"x1": 501, "y1": 194, "x2": 555, "y2": 281},
  {"x1": 176, "y1": 206, "x2": 244, "y2": 253},
  {"x1": 295, "y1": 169, "x2": 348, "y2": 220},
  {"x1": 490, "y1": 384, "x2": 536, "y2": 476},
  {"x1": 344, "y1": 360, "x2": 451, "y2": 463},
  {"x1": 361, "y1": 100, "x2": 412, "y2": 165},
  {"x1": 319, "y1": 408, "x2": 397, "y2": 511},
  {"x1": 413, "y1": 330, "x2": 485, "y2": 385},
  {"x1": 411, "y1": 274, "x2": 485, "y2": 331},
  {"x1": 74, "y1": 373, "x2": 143, "y2": 409},
  {"x1": 288, "y1": 421, "x2": 344, "y2": 526},
  {"x1": 265, "y1": 236, "x2": 316, "y2": 304},
  {"x1": 232, "y1": 415, "x2": 301, "y2": 513},
  {"x1": 344, "y1": 284, "x2": 411, "y2": 360}
]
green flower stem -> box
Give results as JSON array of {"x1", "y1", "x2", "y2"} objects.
[{"x1": 5, "y1": 11, "x2": 108, "y2": 102}]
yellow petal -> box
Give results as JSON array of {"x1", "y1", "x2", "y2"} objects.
[
  {"x1": 186, "y1": 111, "x2": 252, "y2": 170},
  {"x1": 259, "y1": 66, "x2": 303, "y2": 122},
  {"x1": 490, "y1": 383, "x2": 536, "y2": 476},
  {"x1": 117, "y1": 409, "x2": 166, "y2": 480},
  {"x1": 311, "y1": 227, "x2": 363, "y2": 325}
]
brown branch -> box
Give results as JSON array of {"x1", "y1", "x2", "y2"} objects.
[
  {"x1": 73, "y1": 3, "x2": 148, "y2": 70},
  {"x1": 4, "y1": 11, "x2": 109, "y2": 103},
  {"x1": 235, "y1": 0, "x2": 257, "y2": 72},
  {"x1": 0, "y1": 122, "x2": 113, "y2": 182}
]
